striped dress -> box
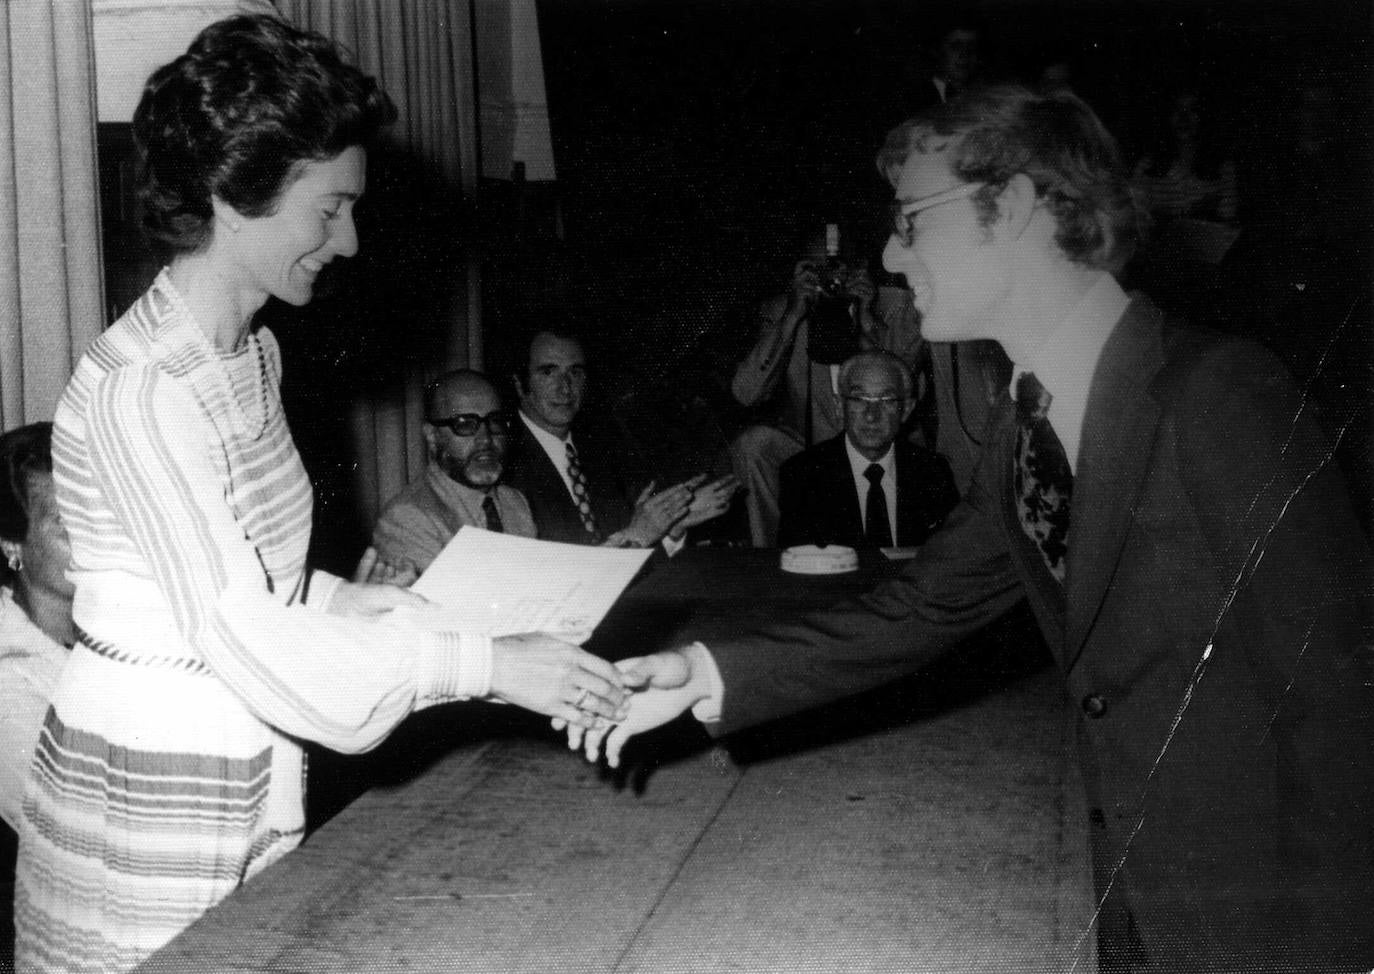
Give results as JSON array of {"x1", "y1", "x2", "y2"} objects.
[{"x1": 18, "y1": 273, "x2": 492, "y2": 974}]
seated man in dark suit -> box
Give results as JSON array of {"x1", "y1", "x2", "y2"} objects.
[
  {"x1": 777, "y1": 350, "x2": 957, "y2": 549},
  {"x1": 504, "y1": 327, "x2": 737, "y2": 550}
]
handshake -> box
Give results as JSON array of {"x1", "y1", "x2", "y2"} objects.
[{"x1": 552, "y1": 642, "x2": 718, "y2": 768}]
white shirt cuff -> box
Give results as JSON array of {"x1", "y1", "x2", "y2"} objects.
[
  {"x1": 686, "y1": 641, "x2": 724, "y2": 724},
  {"x1": 662, "y1": 534, "x2": 687, "y2": 558}
]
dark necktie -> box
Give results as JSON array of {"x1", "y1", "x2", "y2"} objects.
[
  {"x1": 864, "y1": 463, "x2": 894, "y2": 548},
  {"x1": 482, "y1": 494, "x2": 504, "y2": 533},
  {"x1": 565, "y1": 441, "x2": 601, "y2": 541},
  {"x1": 1013, "y1": 372, "x2": 1072, "y2": 583}
]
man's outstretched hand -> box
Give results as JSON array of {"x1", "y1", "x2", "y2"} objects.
[{"x1": 556, "y1": 644, "x2": 716, "y2": 768}]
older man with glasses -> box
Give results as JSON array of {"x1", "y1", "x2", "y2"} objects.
[
  {"x1": 368, "y1": 369, "x2": 536, "y2": 579},
  {"x1": 776, "y1": 350, "x2": 957, "y2": 550}
]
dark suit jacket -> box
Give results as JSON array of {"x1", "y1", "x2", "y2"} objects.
[
  {"x1": 706, "y1": 297, "x2": 1374, "y2": 970},
  {"x1": 502, "y1": 418, "x2": 634, "y2": 546},
  {"x1": 776, "y1": 435, "x2": 958, "y2": 549}
]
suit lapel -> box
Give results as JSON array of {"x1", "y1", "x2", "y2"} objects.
[
  {"x1": 893, "y1": 446, "x2": 916, "y2": 544},
  {"x1": 510, "y1": 421, "x2": 581, "y2": 533},
  {"x1": 824, "y1": 438, "x2": 865, "y2": 544},
  {"x1": 1062, "y1": 299, "x2": 1165, "y2": 668}
]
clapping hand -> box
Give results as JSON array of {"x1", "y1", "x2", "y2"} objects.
[
  {"x1": 670, "y1": 474, "x2": 741, "y2": 539},
  {"x1": 621, "y1": 480, "x2": 694, "y2": 547}
]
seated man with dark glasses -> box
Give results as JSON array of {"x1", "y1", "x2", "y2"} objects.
[{"x1": 369, "y1": 369, "x2": 536, "y2": 577}]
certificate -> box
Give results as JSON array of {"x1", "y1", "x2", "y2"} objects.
[{"x1": 400, "y1": 527, "x2": 653, "y2": 643}]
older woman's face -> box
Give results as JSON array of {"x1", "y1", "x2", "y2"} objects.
[
  {"x1": 20, "y1": 472, "x2": 73, "y2": 600},
  {"x1": 235, "y1": 146, "x2": 367, "y2": 307}
]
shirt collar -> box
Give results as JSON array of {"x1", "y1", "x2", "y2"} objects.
[
  {"x1": 519, "y1": 409, "x2": 574, "y2": 474},
  {"x1": 1010, "y1": 273, "x2": 1129, "y2": 474},
  {"x1": 845, "y1": 437, "x2": 896, "y2": 482},
  {"x1": 426, "y1": 464, "x2": 495, "y2": 522}
]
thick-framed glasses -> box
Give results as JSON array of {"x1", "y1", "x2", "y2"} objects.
[
  {"x1": 843, "y1": 394, "x2": 906, "y2": 412},
  {"x1": 890, "y1": 182, "x2": 985, "y2": 247},
  {"x1": 427, "y1": 410, "x2": 513, "y2": 437}
]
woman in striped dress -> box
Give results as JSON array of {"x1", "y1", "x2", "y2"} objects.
[{"x1": 17, "y1": 15, "x2": 628, "y2": 974}]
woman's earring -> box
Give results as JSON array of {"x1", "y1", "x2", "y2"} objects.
[{"x1": 5, "y1": 551, "x2": 21, "y2": 573}]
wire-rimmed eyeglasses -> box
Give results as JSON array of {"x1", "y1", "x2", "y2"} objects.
[
  {"x1": 890, "y1": 182, "x2": 985, "y2": 247},
  {"x1": 842, "y1": 394, "x2": 906, "y2": 412}
]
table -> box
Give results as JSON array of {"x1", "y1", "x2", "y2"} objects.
[{"x1": 141, "y1": 548, "x2": 1097, "y2": 973}]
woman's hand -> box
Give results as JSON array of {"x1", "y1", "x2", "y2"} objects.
[
  {"x1": 327, "y1": 578, "x2": 430, "y2": 617},
  {"x1": 490, "y1": 633, "x2": 628, "y2": 729},
  {"x1": 352, "y1": 546, "x2": 419, "y2": 586}
]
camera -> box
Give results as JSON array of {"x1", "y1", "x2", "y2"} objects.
[{"x1": 807, "y1": 257, "x2": 860, "y2": 365}]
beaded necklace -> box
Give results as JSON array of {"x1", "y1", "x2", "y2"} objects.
[{"x1": 153, "y1": 268, "x2": 271, "y2": 440}]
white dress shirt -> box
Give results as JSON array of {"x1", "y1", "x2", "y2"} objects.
[
  {"x1": 845, "y1": 438, "x2": 898, "y2": 543},
  {"x1": 1010, "y1": 273, "x2": 1129, "y2": 475}
]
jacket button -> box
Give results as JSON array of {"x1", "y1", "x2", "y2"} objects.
[{"x1": 1081, "y1": 694, "x2": 1107, "y2": 718}]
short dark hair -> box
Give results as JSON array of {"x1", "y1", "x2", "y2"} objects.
[
  {"x1": 133, "y1": 13, "x2": 396, "y2": 255},
  {"x1": 520, "y1": 327, "x2": 587, "y2": 375},
  {"x1": 0, "y1": 422, "x2": 53, "y2": 544},
  {"x1": 877, "y1": 85, "x2": 1141, "y2": 271}
]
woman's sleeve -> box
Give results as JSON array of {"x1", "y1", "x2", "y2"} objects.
[{"x1": 84, "y1": 365, "x2": 492, "y2": 754}]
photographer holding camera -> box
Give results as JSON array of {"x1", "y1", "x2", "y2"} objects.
[{"x1": 727, "y1": 225, "x2": 927, "y2": 547}]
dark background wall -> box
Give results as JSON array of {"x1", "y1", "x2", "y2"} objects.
[
  {"x1": 95, "y1": 0, "x2": 1373, "y2": 569},
  {"x1": 478, "y1": 0, "x2": 1370, "y2": 476}
]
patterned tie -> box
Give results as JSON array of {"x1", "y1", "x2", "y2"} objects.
[
  {"x1": 565, "y1": 441, "x2": 601, "y2": 541},
  {"x1": 481, "y1": 494, "x2": 504, "y2": 533},
  {"x1": 1013, "y1": 372, "x2": 1072, "y2": 582},
  {"x1": 864, "y1": 463, "x2": 894, "y2": 548}
]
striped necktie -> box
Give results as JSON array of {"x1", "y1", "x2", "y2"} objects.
[{"x1": 565, "y1": 441, "x2": 601, "y2": 541}]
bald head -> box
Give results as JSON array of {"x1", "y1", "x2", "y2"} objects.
[
  {"x1": 423, "y1": 369, "x2": 510, "y2": 490},
  {"x1": 425, "y1": 369, "x2": 498, "y2": 419}
]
